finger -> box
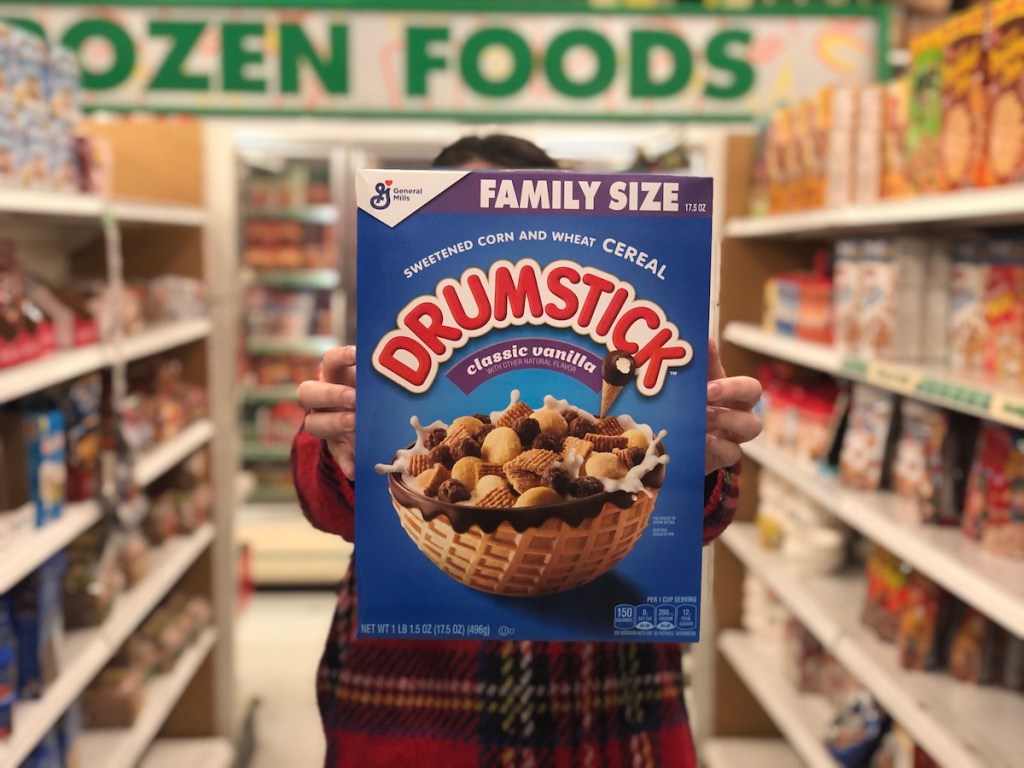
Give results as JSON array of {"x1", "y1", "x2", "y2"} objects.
[
  {"x1": 708, "y1": 337, "x2": 727, "y2": 382},
  {"x1": 705, "y1": 434, "x2": 742, "y2": 475},
  {"x1": 706, "y1": 407, "x2": 762, "y2": 444},
  {"x1": 708, "y1": 375, "x2": 762, "y2": 409},
  {"x1": 321, "y1": 346, "x2": 357, "y2": 386},
  {"x1": 327, "y1": 441, "x2": 355, "y2": 481},
  {"x1": 304, "y1": 410, "x2": 356, "y2": 440},
  {"x1": 297, "y1": 380, "x2": 355, "y2": 411}
]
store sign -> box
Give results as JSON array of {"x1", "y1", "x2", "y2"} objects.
[{"x1": 3, "y1": 3, "x2": 884, "y2": 120}]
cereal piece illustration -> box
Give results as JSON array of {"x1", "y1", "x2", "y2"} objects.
[{"x1": 377, "y1": 392, "x2": 669, "y2": 596}]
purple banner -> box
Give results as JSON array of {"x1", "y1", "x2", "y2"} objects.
[
  {"x1": 423, "y1": 171, "x2": 712, "y2": 219},
  {"x1": 447, "y1": 338, "x2": 602, "y2": 394}
]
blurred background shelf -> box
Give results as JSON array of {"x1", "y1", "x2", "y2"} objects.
[{"x1": 133, "y1": 420, "x2": 216, "y2": 488}]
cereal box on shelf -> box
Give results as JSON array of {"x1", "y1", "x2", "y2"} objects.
[
  {"x1": 839, "y1": 383, "x2": 896, "y2": 492},
  {"x1": 948, "y1": 241, "x2": 989, "y2": 372},
  {"x1": 833, "y1": 240, "x2": 862, "y2": 355},
  {"x1": 854, "y1": 85, "x2": 883, "y2": 204},
  {"x1": 941, "y1": 6, "x2": 988, "y2": 190},
  {"x1": 988, "y1": 0, "x2": 1024, "y2": 186},
  {"x1": 907, "y1": 26, "x2": 946, "y2": 194},
  {"x1": 982, "y1": 240, "x2": 1024, "y2": 380},
  {"x1": 355, "y1": 170, "x2": 713, "y2": 642},
  {"x1": 881, "y1": 77, "x2": 914, "y2": 199}
]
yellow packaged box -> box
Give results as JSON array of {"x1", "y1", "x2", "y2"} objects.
[
  {"x1": 907, "y1": 25, "x2": 946, "y2": 194},
  {"x1": 988, "y1": 0, "x2": 1024, "y2": 185},
  {"x1": 941, "y1": 5, "x2": 988, "y2": 189}
]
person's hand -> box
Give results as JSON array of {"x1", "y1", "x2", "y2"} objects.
[
  {"x1": 297, "y1": 346, "x2": 356, "y2": 480},
  {"x1": 706, "y1": 338, "x2": 762, "y2": 475}
]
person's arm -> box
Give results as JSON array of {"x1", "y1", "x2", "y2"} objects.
[
  {"x1": 291, "y1": 425, "x2": 355, "y2": 541},
  {"x1": 702, "y1": 462, "x2": 740, "y2": 545}
]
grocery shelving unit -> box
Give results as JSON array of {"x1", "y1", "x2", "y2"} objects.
[
  {"x1": 0, "y1": 119, "x2": 233, "y2": 766},
  {"x1": 707, "y1": 133, "x2": 1024, "y2": 765}
]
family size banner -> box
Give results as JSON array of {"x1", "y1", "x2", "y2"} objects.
[
  {"x1": 354, "y1": 169, "x2": 712, "y2": 642},
  {"x1": 4, "y1": 1, "x2": 884, "y2": 120}
]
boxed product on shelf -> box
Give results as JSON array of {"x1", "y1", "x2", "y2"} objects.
[
  {"x1": 839, "y1": 384, "x2": 897, "y2": 491},
  {"x1": 0, "y1": 406, "x2": 68, "y2": 527},
  {"x1": 11, "y1": 26, "x2": 47, "y2": 122},
  {"x1": 123, "y1": 358, "x2": 208, "y2": 452},
  {"x1": 854, "y1": 84, "x2": 883, "y2": 204},
  {"x1": 0, "y1": 244, "x2": 57, "y2": 368},
  {"x1": 251, "y1": 400, "x2": 306, "y2": 446},
  {"x1": 144, "y1": 455, "x2": 212, "y2": 543},
  {"x1": 248, "y1": 355, "x2": 320, "y2": 387},
  {"x1": 18, "y1": 114, "x2": 50, "y2": 190},
  {"x1": 833, "y1": 240, "x2": 861, "y2": 354},
  {"x1": 895, "y1": 572, "x2": 950, "y2": 670},
  {"x1": 28, "y1": 282, "x2": 100, "y2": 350},
  {"x1": 858, "y1": 239, "x2": 927, "y2": 361},
  {"x1": 11, "y1": 554, "x2": 66, "y2": 699},
  {"x1": 880, "y1": 77, "x2": 913, "y2": 198},
  {"x1": 0, "y1": 595, "x2": 14, "y2": 740},
  {"x1": 143, "y1": 275, "x2": 208, "y2": 324},
  {"x1": 823, "y1": 86, "x2": 859, "y2": 209},
  {"x1": 947, "y1": 605, "x2": 1001, "y2": 684},
  {"x1": 47, "y1": 45, "x2": 80, "y2": 128},
  {"x1": 762, "y1": 259, "x2": 833, "y2": 343},
  {"x1": 922, "y1": 242, "x2": 952, "y2": 365},
  {"x1": 987, "y1": 0, "x2": 1024, "y2": 186},
  {"x1": 949, "y1": 241, "x2": 989, "y2": 372},
  {"x1": 891, "y1": 401, "x2": 958, "y2": 524},
  {"x1": 81, "y1": 664, "x2": 145, "y2": 728},
  {"x1": 765, "y1": 105, "x2": 795, "y2": 213},
  {"x1": 246, "y1": 287, "x2": 332, "y2": 339},
  {"x1": 940, "y1": 5, "x2": 988, "y2": 190},
  {"x1": 961, "y1": 423, "x2": 1024, "y2": 558},
  {"x1": 64, "y1": 373, "x2": 103, "y2": 503},
  {"x1": 981, "y1": 239, "x2": 1024, "y2": 380},
  {"x1": 825, "y1": 693, "x2": 890, "y2": 767},
  {"x1": 906, "y1": 25, "x2": 946, "y2": 194},
  {"x1": 862, "y1": 546, "x2": 911, "y2": 642}
]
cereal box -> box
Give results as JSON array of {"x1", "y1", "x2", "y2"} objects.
[
  {"x1": 858, "y1": 239, "x2": 926, "y2": 361},
  {"x1": 881, "y1": 77, "x2": 914, "y2": 199},
  {"x1": 941, "y1": 6, "x2": 988, "y2": 190},
  {"x1": 11, "y1": 27, "x2": 47, "y2": 123},
  {"x1": 839, "y1": 383, "x2": 896, "y2": 492},
  {"x1": 907, "y1": 26, "x2": 946, "y2": 194},
  {"x1": 47, "y1": 46, "x2": 80, "y2": 128},
  {"x1": 989, "y1": 0, "x2": 1024, "y2": 185},
  {"x1": 824, "y1": 87, "x2": 858, "y2": 209},
  {"x1": 854, "y1": 85, "x2": 884, "y2": 204},
  {"x1": 949, "y1": 241, "x2": 989, "y2": 371},
  {"x1": 982, "y1": 240, "x2": 1024, "y2": 380},
  {"x1": 355, "y1": 170, "x2": 713, "y2": 642},
  {"x1": 833, "y1": 240, "x2": 862, "y2": 355}
]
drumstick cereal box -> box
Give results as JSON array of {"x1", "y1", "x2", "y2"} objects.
[{"x1": 354, "y1": 170, "x2": 713, "y2": 642}]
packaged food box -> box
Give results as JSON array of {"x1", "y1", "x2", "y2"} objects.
[
  {"x1": 881, "y1": 77, "x2": 914, "y2": 199},
  {"x1": 988, "y1": 0, "x2": 1024, "y2": 186},
  {"x1": 858, "y1": 239, "x2": 926, "y2": 361},
  {"x1": 833, "y1": 240, "x2": 862, "y2": 355},
  {"x1": 355, "y1": 170, "x2": 713, "y2": 642},
  {"x1": 839, "y1": 384, "x2": 896, "y2": 492},
  {"x1": 907, "y1": 25, "x2": 946, "y2": 194},
  {"x1": 854, "y1": 85, "x2": 883, "y2": 204},
  {"x1": 11, "y1": 27, "x2": 47, "y2": 123},
  {"x1": 982, "y1": 239, "x2": 1024, "y2": 380},
  {"x1": 46, "y1": 45, "x2": 80, "y2": 128},
  {"x1": 823, "y1": 86, "x2": 858, "y2": 209},
  {"x1": 948, "y1": 241, "x2": 989, "y2": 372},
  {"x1": 941, "y1": 6, "x2": 988, "y2": 190}
]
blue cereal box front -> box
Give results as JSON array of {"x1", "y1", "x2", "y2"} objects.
[{"x1": 355, "y1": 170, "x2": 712, "y2": 642}]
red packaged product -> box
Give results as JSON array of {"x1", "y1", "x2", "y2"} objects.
[{"x1": 863, "y1": 547, "x2": 911, "y2": 642}]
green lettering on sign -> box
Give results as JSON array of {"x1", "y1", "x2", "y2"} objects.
[
  {"x1": 546, "y1": 29, "x2": 615, "y2": 98},
  {"x1": 630, "y1": 30, "x2": 692, "y2": 97},
  {"x1": 223, "y1": 23, "x2": 266, "y2": 93},
  {"x1": 461, "y1": 28, "x2": 530, "y2": 97},
  {"x1": 407, "y1": 27, "x2": 448, "y2": 97},
  {"x1": 705, "y1": 30, "x2": 754, "y2": 99},
  {"x1": 150, "y1": 21, "x2": 209, "y2": 91},
  {"x1": 61, "y1": 20, "x2": 134, "y2": 90},
  {"x1": 280, "y1": 24, "x2": 348, "y2": 95}
]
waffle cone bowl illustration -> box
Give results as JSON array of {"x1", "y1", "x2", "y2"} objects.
[{"x1": 376, "y1": 393, "x2": 668, "y2": 597}]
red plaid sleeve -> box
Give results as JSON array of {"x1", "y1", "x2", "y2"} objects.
[
  {"x1": 702, "y1": 461, "x2": 740, "y2": 545},
  {"x1": 291, "y1": 426, "x2": 355, "y2": 542}
]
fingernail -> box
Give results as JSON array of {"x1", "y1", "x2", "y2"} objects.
[{"x1": 707, "y1": 382, "x2": 722, "y2": 401}]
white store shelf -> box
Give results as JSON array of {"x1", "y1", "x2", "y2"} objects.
[
  {"x1": 79, "y1": 628, "x2": 218, "y2": 768},
  {"x1": 719, "y1": 631, "x2": 837, "y2": 768},
  {"x1": 0, "y1": 319, "x2": 212, "y2": 406},
  {"x1": 722, "y1": 523, "x2": 1024, "y2": 768},
  {"x1": 724, "y1": 321, "x2": 1024, "y2": 430},
  {"x1": 245, "y1": 268, "x2": 340, "y2": 290},
  {"x1": 111, "y1": 200, "x2": 207, "y2": 228},
  {"x1": 119, "y1": 319, "x2": 213, "y2": 362},
  {"x1": 726, "y1": 184, "x2": 1024, "y2": 239},
  {"x1": 246, "y1": 335, "x2": 337, "y2": 357},
  {"x1": 0, "y1": 188, "x2": 103, "y2": 220},
  {"x1": 133, "y1": 420, "x2": 215, "y2": 488},
  {"x1": 0, "y1": 501, "x2": 103, "y2": 594},
  {"x1": 743, "y1": 438, "x2": 1024, "y2": 639},
  {"x1": 702, "y1": 737, "x2": 803, "y2": 768},
  {"x1": 0, "y1": 526, "x2": 213, "y2": 768},
  {"x1": 141, "y1": 737, "x2": 235, "y2": 768}
]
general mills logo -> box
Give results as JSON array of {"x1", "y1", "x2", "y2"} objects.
[{"x1": 370, "y1": 179, "x2": 393, "y2": 210}]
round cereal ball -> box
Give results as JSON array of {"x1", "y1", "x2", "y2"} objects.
[
  {"x1": 584, "y1": 452, "x2": 628, "y2": 480},
  {"x1": 451, "y1": 415, "x2": 485, "y2": 435},
  {"x1": 451, "y1": 456, "x2": 483, "y2": 490},
  {"x1": 531, "y1": 409, "x2": 568, "y2": 440},
  {"x1": 622, "y1": 429, "x2": 650, "y2": 452},
  {"x1": 481, "y1": 426, "x2": 523, "y2": 465},
  {"x1": 514, "y1": 487, "x2": 563, "y2": 507}
]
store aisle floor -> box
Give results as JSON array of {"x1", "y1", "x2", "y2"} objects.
[{"x1": 237, "y1": 590, "x2": 338, "y2": 768}]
